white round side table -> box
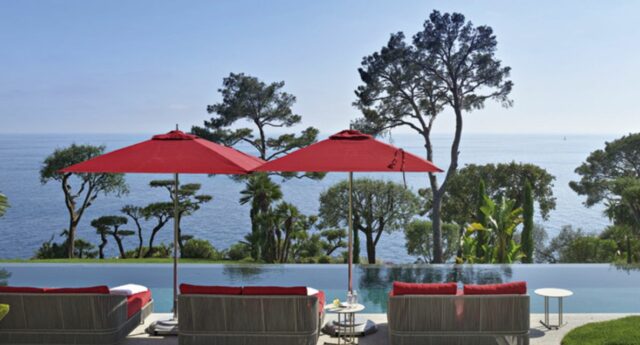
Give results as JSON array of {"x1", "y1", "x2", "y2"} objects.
[
  {"x1": 324, "y1": 303, "x2": 365, "y2": 344},
  {"x1": 534, "y1": 288, "x2": 573, "y2": 330}
]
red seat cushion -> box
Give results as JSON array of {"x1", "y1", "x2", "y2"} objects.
[
  {"x1": 392, "y1": 282, "x2": 458, "y2": 295},
  {"x1": 126, "y1": 290, "x2": 152, "y2": 319},
  {"x1": 312, "y1": 290, "x2": 325, "y2": 313},
  {"x1": 464, "y1": 281, "x2": 527, "y2": 295},
  {"x1": 242, "y1": 286, "x2": 308, "y2": 295},
  {"x1": 179, "y1": 284, "x2": 242, "y2": 295},
  {"x1": 45, "y1": 286, "x2": 110, "y2": 294},
  {"x1": 0, "y1": 286, "x2": 46, "y2": 293}
]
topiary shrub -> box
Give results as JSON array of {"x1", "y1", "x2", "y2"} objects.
[{"x1": 181, "y1": 239, "x2": 221, "y2": 260}]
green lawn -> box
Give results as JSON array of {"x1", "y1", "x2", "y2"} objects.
[
  {"x1": 0, "y1": 258, "x2": 241, "y2": 264},
  {"x1": 562, "y1": 316, "x2": 640, "y2": 345}
]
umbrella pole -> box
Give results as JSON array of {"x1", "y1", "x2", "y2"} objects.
[
  {"x1": 173, "y1": 172, "x2": 179, "y2": 320},
  {"x1": 348, "y1": 171, "x2": 353, "y2": 293}
]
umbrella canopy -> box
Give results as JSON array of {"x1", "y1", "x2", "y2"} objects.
[
  {"x1": 61, "y1": 130, "x2": 263, "y2": 174},
  {"x1": 62, "y1": 130, "x2": 264, "y2": 328},
  {"x1": 255, "y1": 129, "x2": 442, "y2": 295},
  {"x1": 255, "y1": 129, "x2": 442, "y2": 173}
]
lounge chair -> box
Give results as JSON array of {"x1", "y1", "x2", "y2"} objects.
[
  {"x1": 387, "y1": 281, "x2": 529, "y2": 345},
  {"x1": 0, "y1": 284, "x2": 153, "y2": 345},
  {"x1": 178, "y1": 284, "x2": 325, "y2": 345}
]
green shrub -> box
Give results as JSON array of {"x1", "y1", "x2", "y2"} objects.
[
  {"x1": 298, "y1": 257, "x2": 317, "y2": 264},
  {"x1": 0, "y1": 304, "x2": 8, "y2": 321},
  {"x1": 181, "y1": 239, "x2": 221, "y2": 260},
  {"x1": 123, "y1": 245, "x2": 168, "y2": 259},
  {"x1": 562, "y1": 236, "x2": 618, "y2": 263},
  {"x1": 317, "y1": 256, "x2": 331, "y2": 264},
  {"x1": 34, "y1": 237, "x2": 96, "y2": 259},
  {"x1": 226, "y1": 243, "x2": 251, "y2": 261},
  {"x1": 148, "y1": 243, "x2": 173, "y2": 258}
]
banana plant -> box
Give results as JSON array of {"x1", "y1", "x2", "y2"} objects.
[{"x1": 465, "y1": 195, "x2": 524, "y2": 263}]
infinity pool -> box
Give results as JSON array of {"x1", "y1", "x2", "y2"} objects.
[{"x1": 2, "y1": 264, "x2": 639, "y2": 314}]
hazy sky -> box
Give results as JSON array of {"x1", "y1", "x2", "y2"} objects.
[{"x1": 1, "y1": 0, "x2": 639, "y2": 135}]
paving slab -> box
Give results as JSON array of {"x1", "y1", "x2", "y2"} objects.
[{"x1": 125, "y1": 313, "x2": 638, "y2": 345}]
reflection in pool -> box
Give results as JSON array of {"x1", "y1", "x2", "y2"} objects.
[{"x1": 1, "y1": 264, "x2": 639, "y2": 313}]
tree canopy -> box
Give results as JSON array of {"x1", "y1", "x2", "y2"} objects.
[
  {"x1": 570, "y1": 133, "x2": 640, "y2": 207},
  {"x1": 192, "y1": 72, "x2": 322, "y2": 179},
  {"x1": 441, "y1": 162, "x2": 556, "y2": 224},
  {"x1": 90, "y1": 215, "x2": 131, "y2": 258},
  {"x1": 571, "y1": 133, "x2": 640, "y2": 262},
  {"x1": 404, "y1": 220, "x2": 460, "y2": 263},
  {"x1": 149, "y1": 180, "x2": 212, "y2": 256},
  {"x1": 353, "y1": 10, "x2": 512, "y2": 262},
  {"x1": 319, "y1": 178, "x2": 420, "y2": 263},
  {"x1": 40, "y1": 144, "x2": 128, "y2": 258}
]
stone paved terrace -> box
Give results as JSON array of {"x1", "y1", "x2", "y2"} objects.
[{"x1": 125, "y1": 313, "x2": 638, "y2": 345}]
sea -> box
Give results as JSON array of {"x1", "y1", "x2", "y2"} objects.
[{"x1": 0, "y1": 133, "x2": 616, "y2": 262}]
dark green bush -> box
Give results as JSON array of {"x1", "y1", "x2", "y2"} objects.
[
  {"x1": 317, "y1": 256, "x2": 331, "y2": 264},
  {"x1": 34, "y1": 236, "x2": 96, "y2": 259},
  {"x1": 181, "y1": 239, "x2": 221, "y2": 260},
  {"x1": 226, "y1": 243, "x2": 251, "y2": 261}
]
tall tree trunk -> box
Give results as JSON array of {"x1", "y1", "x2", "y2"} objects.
[
  {"x1": 146, "y1": 231, "x2": 157, "y2": 257},
  {"x1": 177, "y1": 225, "x2": 184, "y2": 258},
  {"x1": 62, "y1": 174, "x2": 77, "y2": 258},
  {"x1": 431, "y1": 101, "x2": 464, "y2": 263},
  {"x1": 365, "y1": 230, "x2": 376, "y2": 264},
  {"x1": 98, "y1": 233, "x2": 107, "y2": 259},
  {"x1": 132, "y1": 218, "x2": 144, "y2": 258},
  {"x1": 431, "y1": 194, "x2": 444, "y2": 263},
  {"x1": 112, "y1": 233, "x2": 126, "y2": 258},
  {"x1": 145, "y1": 224, "x2": 164, "y2": 258}
]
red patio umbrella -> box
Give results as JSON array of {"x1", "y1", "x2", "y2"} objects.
[
  {"x1": 61, "y1": 129, "x2": 264, "y2": 333},
  {"x1": 255, "y1": 129, "x2": 442, "y2": 292}
]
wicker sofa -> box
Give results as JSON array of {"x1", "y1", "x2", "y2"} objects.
[
  {"x1": 178, "y1": 284, "x2": 324, "y2": 345},
  {"x1": 387, "y1": 282, "x2": 530, "y2": 345},
  {"x1": 0, "y1": 285, "x2": 153, "y2": 345}
]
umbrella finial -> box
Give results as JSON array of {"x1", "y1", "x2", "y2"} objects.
[{"x1": 175, "y1": 124, "x2": 179, "y2": 130}]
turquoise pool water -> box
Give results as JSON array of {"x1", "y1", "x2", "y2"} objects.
[{"x1": 2, "y1": 264, "x2": 639, "y2": 314}]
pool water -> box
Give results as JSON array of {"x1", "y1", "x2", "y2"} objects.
[{"x1": 2, "y1": 264, "x2": 639, "y2": 314}]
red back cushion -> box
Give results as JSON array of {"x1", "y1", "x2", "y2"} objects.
[
  {"x1": 179, "y1": 284, "x2": 242, "y2": 295},
  {"x1": 392, "y1": 282, "x2": 458, "y2": 295},
  {"x1": 126, "y1": 290, "x2": 152, "y2": 319},
  {"x1": 464, "y1": 281, "x2": 527, "y2": 295},
  {"x1": 45, "y1": 286, "x2": 110, "y2": 294},
  {"x1": 0, "y1": 286, "x2": 46, "y2": 293},
  {"x1": 242, "y1": 286, "x2": 308, "y2": 296}
]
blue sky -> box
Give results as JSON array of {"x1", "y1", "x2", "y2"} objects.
[{"x1": 1, "y1": 0, "x2": 639, "y2": 135}]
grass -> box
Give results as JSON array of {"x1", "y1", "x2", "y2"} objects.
[
  {"x1": 0, "y1": 258, "x2": 242, "y2": 264},
  {"x1": 0, "y1": 304, "x2": 8, "y2": 321},
  {"x1": 562, "y1": 316, "x2": 640, "y2": 345}
]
